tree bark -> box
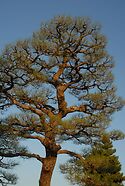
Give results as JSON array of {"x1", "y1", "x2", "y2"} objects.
[{"x1": 39, "y1": 156, "x2": 57, "y2": 186}]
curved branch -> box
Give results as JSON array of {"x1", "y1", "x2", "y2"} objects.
[
  {"x1": 15, "y1": 101, "x2": 44, "y2": 115},
  {"x1": 6, "y1": 94, "x2": 44, "y2": 116},
  {"x1": 57, "y1": 149, "x2": 84, "y2": 161},
  {"x1": 22, "y1": 134, "x2": 45, "y2": 145},
  {"x1": 7, "y1": 94, "x2": 54, "y2": 118}
]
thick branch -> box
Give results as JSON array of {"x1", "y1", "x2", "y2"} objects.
[
  {"x1": 3, "y1": 91, "x2": 54, "y2": 117},
  {"x1": 66, "y1": 105, "x2": 86, "y2": 113},
  {"x1": 56, "y1": 85, "x2": 68, "y2": 116},
  {"x1": 12, "y1": 99, "x2": 44, "y2": 116},
  {"x1": 65, "y1": 105, "x2": 92, "y2": 116},
  {"x1": 22, "y1": 134, "x2": 45, "y2": 145},
  {"x1": 53, "y1": 57, "x2": 68, "y2": 81},
  {"x1": 17, "y1": 96, "x2": 55, "y2": 117},
  {"x1": 0, "y1": 152, "x2": 43, "y2": 162},
  {"x1": 58, "y1": 149, "x2": 84, "y2": 161}
]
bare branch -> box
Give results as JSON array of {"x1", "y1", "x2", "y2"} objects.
[
  {"x1": 58, "y1": 149, "x2": 84, "y2": 161},
  {"x1": 0, "y1": 151, "x2": 44, "y2": 163},
  {"x1": 22, "y1": 134, "x2": 45, "y2": 144}
]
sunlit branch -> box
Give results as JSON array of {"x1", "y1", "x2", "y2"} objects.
[{"x1": 58, "y1": 149, "x2": 84, "y2": 161}]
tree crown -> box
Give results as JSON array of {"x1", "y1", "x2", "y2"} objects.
[{"x1": 0, "y1": 15, "x2": 124, "y2": 148}]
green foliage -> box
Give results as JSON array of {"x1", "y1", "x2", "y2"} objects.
[
  {"x1": 0, "y1": 130, "x2": 18, "y2": 185},
  {"x1": 61, "y1": 134, "x2": 125, "y2": 186},
  {"x1": 0, "y1": 125, "x2": 29, "y2": 185},
  {"x1": 0, "y1": 170, "x2": 17, "y2": 186}
]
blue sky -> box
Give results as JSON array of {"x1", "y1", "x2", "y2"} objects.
[{"x1": 0, "y1": 0, "x2": 125, "y2": 186}]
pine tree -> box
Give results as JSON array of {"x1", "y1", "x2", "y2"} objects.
[
  {"x1": 61, "y1": 134, "x2": 125, "y2": 186},
  {"x1": 0, "y1": 16, "x2": 124, "y2": 185},
  {"x1": 0, "y1": 125, "x2": 28, "y2": 185},
  {"x1": 0, "y1": 128, "x2": 18, "y2": 186}
]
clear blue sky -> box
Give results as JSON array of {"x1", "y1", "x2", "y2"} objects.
[{"x1": 0, "y1": 0, "x2": 125, "y2": 186}]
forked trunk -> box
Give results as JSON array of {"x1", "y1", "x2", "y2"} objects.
[{"x1": 39, "y1": 156, "x2": 57, "y2": 186}]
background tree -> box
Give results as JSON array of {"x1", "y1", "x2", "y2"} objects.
[
  {"x1": 0, "y1": 16, "x2": 124, "y2": 186},
  {"x1": 61, "y1": 134, "x2": 125, "y2": 186},
  {"x1": 0, "y1": 125, "x2": 27, "y2": 186}
]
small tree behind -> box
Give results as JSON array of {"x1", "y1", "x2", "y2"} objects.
[
  {"x1": 0, "y1": 126, "x2": 19, "y2": 186},
  {"x1": 61, "y1": 134, "x2": 125, "y2": 186}
]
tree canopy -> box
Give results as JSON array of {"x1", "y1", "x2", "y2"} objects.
[{"x1": 0, "y1": 16, "x2": 124, "y2": 186}]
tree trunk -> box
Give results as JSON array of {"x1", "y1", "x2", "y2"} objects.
[{"x1": 39, "y1": 156, "x2": 57, "y2": 186}]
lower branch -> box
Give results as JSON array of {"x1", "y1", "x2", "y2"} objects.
[
  {"x1": 0, "y1": 152, "x2": 43, "y2": 162},
  {"x1": 57, "y1": 149, "x2": 84, "y2": 161}
]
